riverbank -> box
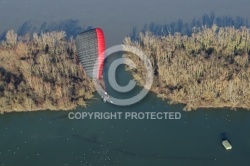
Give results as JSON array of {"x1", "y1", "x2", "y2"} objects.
[
  {"x1": 0, "y1": 30, "x2": 95, "y2": 113},
  {"x1": 123, "y1": 25, "x2": 250, "y2": 111}
]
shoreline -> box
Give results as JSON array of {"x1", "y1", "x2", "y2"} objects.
[
  {"x1": 144, "y1": 85, "x2": 249, "y2": 111},
  {"x1": 2, "y1": 26, "x2": 250, "y2": 113}
]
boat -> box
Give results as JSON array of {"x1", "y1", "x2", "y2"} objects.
[{"x1": 222, "y1": 140, "x2": 232, "y2": 150}]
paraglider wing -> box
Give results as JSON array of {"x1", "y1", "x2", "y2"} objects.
[{"x1": 76, "y1": 28, "x2": 105, "y2": 79}]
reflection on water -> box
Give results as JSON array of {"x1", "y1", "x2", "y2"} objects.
[{"x1": 0, "y1": 53, "x2": 250, "y2": 166}]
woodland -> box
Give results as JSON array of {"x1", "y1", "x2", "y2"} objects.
[
  {"x1": 0, "y1": 30, "x2": 94, "y2": 113},
  {"x1": 124, "y1": 25, "x2": 250, "y2": 111}
]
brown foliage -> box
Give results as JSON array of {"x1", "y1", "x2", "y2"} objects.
[
  {"x1": 124, "y1": 25, "x2": 250, "y2": 111},
  {"x1": 0, "y1": 31, "x2": 95, "y2": 113}
]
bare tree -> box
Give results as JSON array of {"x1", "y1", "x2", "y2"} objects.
[{"x1": 6, "y1": 30, "x2": 17, "y2": 45}]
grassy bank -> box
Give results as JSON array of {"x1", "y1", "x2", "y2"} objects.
[
  {"x1": 0, "y1": 30, "x2": 95, "y2": 113},
  {"x1": 124, "y1": 25, "x2": 250, "y2": 111}
]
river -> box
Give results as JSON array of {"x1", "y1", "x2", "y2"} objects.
[{"x1": 0, "y1": 53, "x2": 250, "y2": 166}]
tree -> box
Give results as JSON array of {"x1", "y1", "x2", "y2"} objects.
[{"x1": 6, "y1": 30, "x2": 17, "y2": 46}]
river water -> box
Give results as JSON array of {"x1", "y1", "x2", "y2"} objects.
[{"x1": 0, "y1": 53, "x2": 250, "y2": 166}]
